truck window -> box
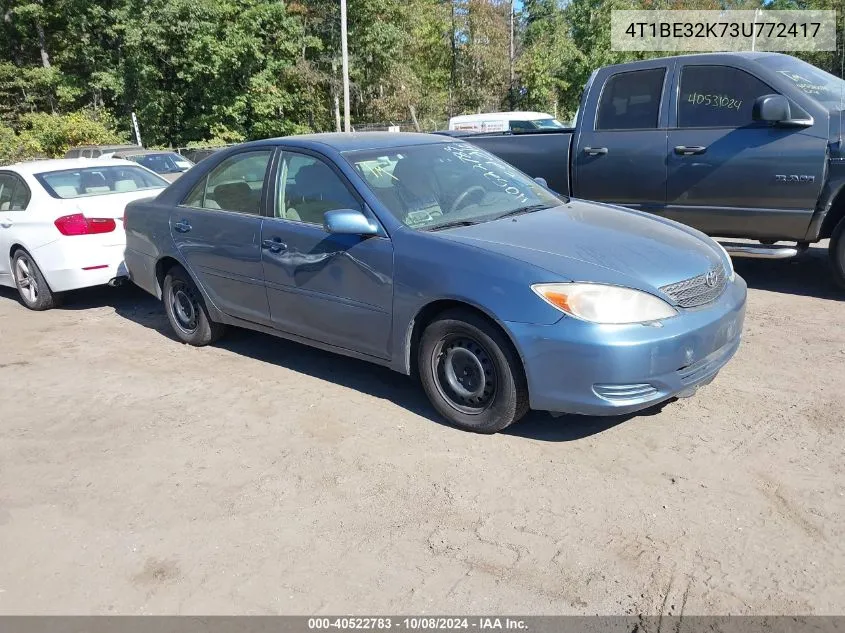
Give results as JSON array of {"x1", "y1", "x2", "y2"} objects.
[
  {"x1": 678, "y1": 66, "x2": 774, "y2": 129},
  {"x1": 596, "y1": 68, "x2": 665, "y2": 130}
]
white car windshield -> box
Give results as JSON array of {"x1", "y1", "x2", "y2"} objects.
[
  {"x1": 36, "y1": 165, "x2": 169, "y2": 199},
  {"x1": 349, "y1": 142, "x2": 564, "y2": 231},
  {"x1": 125, "y1": 152, "x2": 194, "y2": 174}
]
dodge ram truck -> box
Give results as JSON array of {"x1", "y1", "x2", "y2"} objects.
[{"x1": 446, "y1": 52, "x2": 845, "y2": 287}]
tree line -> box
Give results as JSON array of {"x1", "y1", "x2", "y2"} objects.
[{"x1": 1, "y1": 0, "x2": 843, "y2": 161}]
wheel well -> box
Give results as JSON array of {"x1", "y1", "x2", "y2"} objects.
[
  {"x1": 9, "y1": 243, "x2": 25, "y2": 259},
  {"x1": 821, "y1": 190, "x2": 845, "y2": 239},
  {"x1": 407, "y1": 300, "x2": 527, "y2": 382},
  {"x1": 155, "y1": 256, "x2": 182, "y2": 294}
]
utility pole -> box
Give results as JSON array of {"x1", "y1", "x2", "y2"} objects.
[
  {"x1": 341, "y1": 0, "x2": 351, "y2": 133},
  {"x1": 509, "y1": 0, "x2": 515, "y2": 109}
]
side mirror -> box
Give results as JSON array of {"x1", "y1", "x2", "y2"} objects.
[
  {"x1": 753, "y1": 94, "x2": 791, "y2": 123},
  {"x1": 533, "y1": 177, "x2": 549, "y2": 188},
  {"x1": 323, "y1": 208, "x2": 379, "y2": 236}
]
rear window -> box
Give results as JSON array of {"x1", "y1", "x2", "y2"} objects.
[
  {"x1": 596, "y1": 68, "x2": 666, "y2": 130},
  {"x1": 35, "y1": 166, "x2": 169, "y2": 199}
]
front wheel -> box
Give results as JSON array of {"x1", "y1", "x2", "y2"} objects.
[
  {"x1": 162, "y1": 265, "x2": 226, "y2": 346},
  {"x1": 418, "y1": 309, "x2": 529, "y2": 433},
  {"x1": 830, "y1": 217, "x2": 845, "y2": 290},
  {"x1": 12, "y1": 249, "x2": 58, "y2": 311}
]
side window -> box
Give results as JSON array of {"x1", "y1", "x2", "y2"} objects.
[
  {"x1": 596, "y1": 68, "x2": 666, "y2": 130},
  {"x1": 678, "y1": 66, "x2": 774, "y2": 128},
  {"x1": 9, "y1": 177, "x2": 30, "y2": 210},
  {"x1": 275, "y1": 152, "x2": 360, "y2": 225},
  {"x1": 182, "y1": 150, "x2": 272, "y2": 215},
  {"x1": 509, "y1": 120, "x2": 533, "y2": 132},
  {"x1": 0, "y1": 175, "x2": 15, "y2": 211}
]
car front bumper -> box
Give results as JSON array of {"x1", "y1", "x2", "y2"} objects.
[{"x1": 505, "y1": 275, "x2": 747, "y2": 416}]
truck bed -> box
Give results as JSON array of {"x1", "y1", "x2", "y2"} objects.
[{"x1": 440, "y1": 130, "x2": 573, "y2": 196}]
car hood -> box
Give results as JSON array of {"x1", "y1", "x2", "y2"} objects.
[{"x1": 437, "y1": 199, "x2": 724, "y2": 291}]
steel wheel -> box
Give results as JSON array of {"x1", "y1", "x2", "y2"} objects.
[
  {"x1": 14, "y1": 255, "x2": 38, "y2": 304},
  {"x1": 169, "y1": 281, "x2": 199, "y2": 334},
  {"x1": 432, "y1": 334, "x2": 498, "y2": 415}
]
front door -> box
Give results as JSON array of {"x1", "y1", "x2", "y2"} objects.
[
  {"x1": 573, "y1": 65, "x2": 670, "y2": 212},
  {"x1": 666, "y1": 64, "x2": 826, "y2": 239},
  {"x1": 171, "y1": 149, "x2": 273, "y2": 325},
  {"x1": 260, "y1": 150, "x2": 394, "y2": 360}
]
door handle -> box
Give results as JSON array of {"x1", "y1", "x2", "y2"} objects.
[
  {"x1": 173, "y1": 220, "x2": 192, "y2": 233},
  {"x1": 261, "y1": 238, "x2": 287, "y2": 253},
  {"x1": 0, "y1": 219, "x2": 12, "y2": 228},
  {"x1": 583, "y1": 146, "x2": 608, "y2": 156},
  {"x1": 674, "y1": 145, "x2": 707, "y2": 156}
]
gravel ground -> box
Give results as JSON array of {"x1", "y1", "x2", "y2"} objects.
[{"x1": 0, "y1": 244, "x2": 843, "y2": 615}]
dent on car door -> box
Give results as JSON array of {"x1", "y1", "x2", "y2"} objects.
[
  {"x1": 573, "y1": 66, "x2": 670, "y2": 212},
  {"x1": 260, "y1": 150, "x2": 394, "y2": 359},
  {"x1": 666, "y1": 64, "x2": 825, "y2": 239},
  {"x1": 171, "y1": 149, "x2": 273, "y2": 324}
]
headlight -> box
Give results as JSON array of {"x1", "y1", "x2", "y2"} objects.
[
  {"x1": 715, "y1": 241, "x2": 735, "y2": 282},
  {"x1": 531, "y1": 283, "x2": 678, "y2": 324}
]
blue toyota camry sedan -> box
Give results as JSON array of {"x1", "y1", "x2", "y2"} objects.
[{"x1": 124, "y1": 133, "x2": 746, "y2": 433}]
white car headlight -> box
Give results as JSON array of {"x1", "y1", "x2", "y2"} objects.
[
  {"x1": 715, "y1": 241, "x2": 735, "y2": 281},
  {"x1": 531, "y1": 283, "x2": 678, "y2": 324}
]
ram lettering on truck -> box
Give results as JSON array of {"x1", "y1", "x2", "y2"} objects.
[{"x1": 447, "y1": 52, "x2": 845, "y2": 288}]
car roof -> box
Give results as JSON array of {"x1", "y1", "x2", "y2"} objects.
[
  {"x1": 450, "y1": 111, "x2": 553, "y2": 122},
  {"x1": 7, "y1": 157, "x2": 139, "y2": 175},
  {"x1": 235, "y1": 132, "x2": 455, "y2": 153},
  {"x1": 112, "y1": 149, "x2": 179, "y2": 157},
  {"x1": 68, "y1": 144, "x2": 142, "y2": 151}
]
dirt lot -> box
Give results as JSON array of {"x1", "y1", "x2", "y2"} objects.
[{"x1": 0, "y1": 243, "x2": 843, "y2": 615}]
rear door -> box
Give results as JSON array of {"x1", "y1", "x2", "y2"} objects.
[
  {"x1": 259, "y1": 148, "x2": 394, "y2": 359},
  {"x1": 0, "y1": 172, "x2": 32, "y2": 284},
  {"x1": 573, "y1": 62, "x2": 672, "y2": 212},
  {"x1": 171, "y1": 149, "x2": 273, "y2": 325},
  {"x1": 666, "y1": 63, "x2": 826, "y2": 238}
]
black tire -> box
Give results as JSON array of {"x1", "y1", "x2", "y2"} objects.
[
  {"x1": 830, "y1": 217, "x2": 845, "y2": 290},
  {"x1": 418, "y1": 309, "x2": 529, "y2": 434},
  {"x1": 162, "y1": 265, "x2": 226, "y2": 346},
  {"x1": 11, "y1": 249, "x2": 59, "y2": 311}
]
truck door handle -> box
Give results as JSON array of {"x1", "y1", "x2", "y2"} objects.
[
  {"x1": 261, "y1": 238, "x2": 287, "y2": 253},
  {"x1": 674, "y1": 145, "x2": 707, "y2": 155},
  {"x1": 173, "y1": 220, "x2": 192, "y2": 233},
  {"x1": 583, "y1": 147, "x2": 608, "y2": 156}
]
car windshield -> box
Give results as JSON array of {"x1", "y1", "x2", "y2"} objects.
[
  {"x1": 125, "y1": 152, "x2": 194, "y2": 174},
  {"x1": 757, "y1": 55, "x2": 845, "y2": 110},
  {"x1": 36, "y1": 165, "x2": 170, "y2": 199},
  {"x1": 348, "y1": 142, "x2": 564, "y2": 231}
]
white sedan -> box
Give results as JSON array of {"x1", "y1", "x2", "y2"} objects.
[{"x1": 0, "y1": 158, "x2": 169, "y2": 310}]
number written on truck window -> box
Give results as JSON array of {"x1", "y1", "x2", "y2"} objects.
[{"x1": 678, "y1": 66, "x2": 774, "y2": 128}]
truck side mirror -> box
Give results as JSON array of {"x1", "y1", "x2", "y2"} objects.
[{"x1": 753, "y1": 94, "x2": 790, "y2": 123}]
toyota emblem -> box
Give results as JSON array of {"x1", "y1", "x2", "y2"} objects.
[{"x1": 704, "y1": 270, "x2": 719, "y2": 288}]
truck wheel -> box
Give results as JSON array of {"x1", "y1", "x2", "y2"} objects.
[
  {"x1": 163, "y1": 265, "x2": 226, "y2": 345},
  {"x1": 830, "y1": 217, "x2": 845, "y2": 290},
  {"x1": 418, "y1": 309, "x2": 529, "y2": 434}
]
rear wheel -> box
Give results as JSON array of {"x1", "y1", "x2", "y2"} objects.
[
  {"x1": 162, "y1": 265, "x2": 226, "y2": 346},
  {"x1": 830, "y1": 217, "x2": 845, "y2": 289},
  {"x1": 12, "y1": 249, "x2": 58, "y2": 311},
  {"x1": 418, "y1": 309, "x2": 529, "y2": 433}
]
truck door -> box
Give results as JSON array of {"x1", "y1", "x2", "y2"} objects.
[
  {"x1": 665, "y1": 63, "x2": 826, "y2": 239},
  {"x1": 573, "y1": 63, "x2": 671, "y2": 212}
]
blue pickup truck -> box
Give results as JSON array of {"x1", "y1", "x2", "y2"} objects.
[{"x1": 449, "y1": 52, "x2": 845, "y2": 287}]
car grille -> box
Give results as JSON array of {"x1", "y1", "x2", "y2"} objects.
[{"x1": 660, "y1": 266, "x2": 727, "y2": 308}]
